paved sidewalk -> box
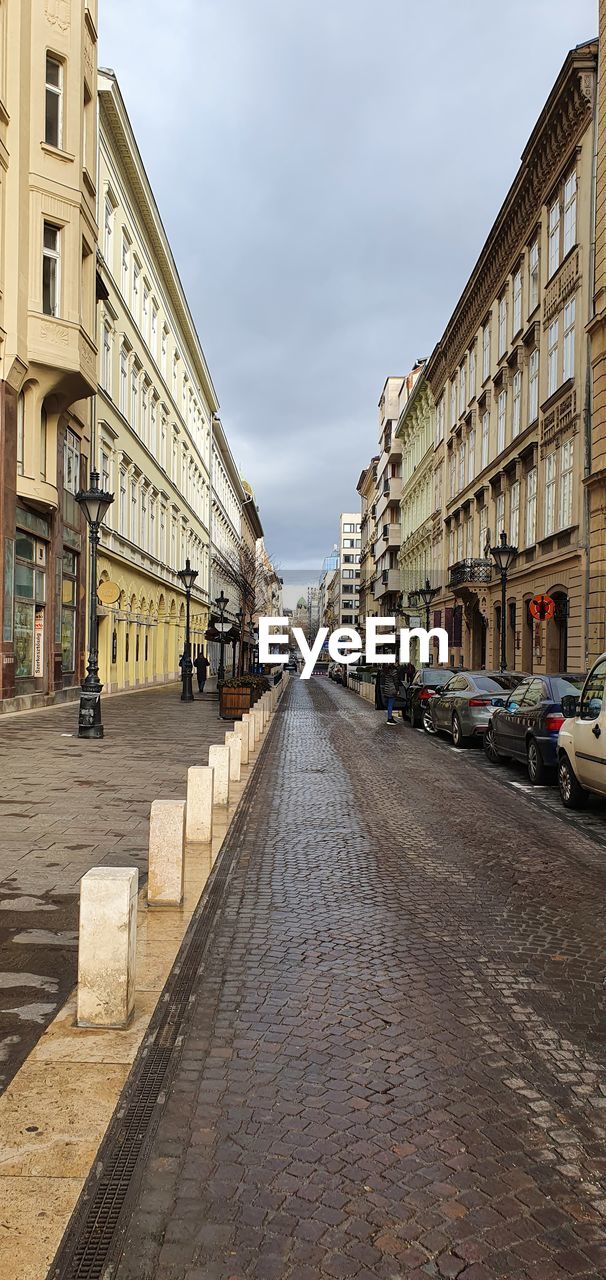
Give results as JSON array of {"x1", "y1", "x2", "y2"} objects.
[
  {"x1": 65, "y1": 674, "x2": 606, "y2": 1280},
  {"x1": 0, "y1": 683, "x2": 234, "y2": 1091}
]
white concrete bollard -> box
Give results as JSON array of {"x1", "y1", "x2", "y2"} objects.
[
  {"x1": 242, "y1": 712, "x2": 255, "y2": 756},
  {"x1": 234, "y1": 718, "x2": 249, "y2": 765},
  {"x1": 251, "y1": 707, "x2": 262, "y2": 743},
  {"x1": 225, "y1": 731, "x2": 242, "y2": 782},
  {"x1": 261, "y1": 695, "x2": 269, "y2": 727},
  {"x1": 77, "y1": 867, "x2": 138, "y2": 1028},
  {"x1": 186, "y1": 766, "x2": 214, "y2": 844},
  {"x1": 209, "y1": 743, "x2": 230, "y2": 804},
  {"x1": 148, "y1": 799, "x2": 185, "y2": 907}
]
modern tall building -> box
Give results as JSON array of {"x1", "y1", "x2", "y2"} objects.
[
  {"x1": 95, "y1": 69, "x2": 217, "y2": 691},
  {"x1": 427, "y1": 41, "x2": 596, "y2": 673},
  {"x1": 0, "y1": 0, "x2": 99, "y2": 711},
  {"x1": 338, "y1": 511, "x2": 361, "y2": 626}
]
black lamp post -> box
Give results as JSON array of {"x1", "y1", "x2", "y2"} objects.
[
  {"x1": 409, "y1": 579, "x2": 439, "y2": 630},
  {"x1": 490, "y1": 531, "x2": 518, "y2": 673},
  {"x1": 215, "y1": 590, "x2": 229, "y2": 684},
  {"x1": 234, "y1": 608, "x2": 243, "y2": 677},
  {"x1": 76, "y1": 470, "x2": 114, "y2": 739},
  {"x1": 177, "y1": 557, "x2": 198, "y2": 702}
]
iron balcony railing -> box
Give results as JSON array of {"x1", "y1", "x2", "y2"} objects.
[{"x1": 448, "y1": 557, "x2": 493, "y2": 588}]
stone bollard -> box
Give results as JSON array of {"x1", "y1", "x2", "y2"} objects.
[
  {"x1": 234, "y1": 718, "x2": 249, "y2": 765},
  {"x1": 186, "y1": 766, "x2": 214, "y2": 844},
  {"x1": 209, "y1": 743, "x2": 230, "y2": 805},
  {"x1": 77, "y1": 867, "x2": 138, "y2": 1028},
  {"x1": 261, "y1": 695, "x2": 269, "y2": 727},
  {"x1": 225, "y1": 731, "x2": 242, "y2": 782},
  {"x1": 148, "y1": 799, "x2": 185, "y2": 907},
  {"x1": 251, "y1": 707, "x2": 262, "y2": 743},
  {"x1": 242, "y1": 712, "x2": 255, "y2": 756}
]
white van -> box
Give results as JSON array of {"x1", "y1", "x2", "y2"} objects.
[{"x1": 558, "y1": 653, "x2": 606, "y2": 808}]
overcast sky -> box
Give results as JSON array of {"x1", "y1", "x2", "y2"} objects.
[{"x1": 101, "y1": 0, "x2": 597, "y2": 570}]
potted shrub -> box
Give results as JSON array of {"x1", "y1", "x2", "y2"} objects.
[{"x1": 218, "y1": 674, "x2": 270, "y2": 719}]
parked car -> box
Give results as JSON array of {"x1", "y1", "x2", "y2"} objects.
[
  {"x1": 404, "y1": 667, "x2": 456, "y2": 728},
  {"x1": 558, "y1": 654, "x2": 606, "y2": 807},
  {"x1": 426, "y1": 671, "x2": 522, "y2": 747},
  {"x1": 484, "y1": 673, "x2": 585, "y2": 783},
  {"x1": 328, "y1": 662, "x2": 343, "y2": 683},
  {"x1": 286, "y1": 657, "x2": 298, "y2": 672}
]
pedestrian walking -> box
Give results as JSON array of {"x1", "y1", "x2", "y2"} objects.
[
  {"x1": 193, "y1": 650, "x2": 210, "y2": 694},
  {"x1": 383, "y1": 664, "x2": 399, "y2": 725}
]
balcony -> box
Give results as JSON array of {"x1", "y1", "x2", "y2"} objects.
[
  {"x1": 373, "y1": 568, "x2": 401, "y2": 599},
  {"x1": 448, "y1": 558, "x2": 493, "y2": 590}
]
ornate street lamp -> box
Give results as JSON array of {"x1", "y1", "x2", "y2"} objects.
[
  {"x1": 414, "y1": 579, "x2": 439, "y2": 631},
  {"x1": 76, "y1": 470, "x2": 114, "y2": 739},
  {"x1": 177, "y1": 557, "x2": 198, "y2": 702},
  {"x1": 490, "y1": 530, "x2": 518, "y2": 673},
  {"x1": 215, "y1": 590, "x2": 229, "y2": 684}
]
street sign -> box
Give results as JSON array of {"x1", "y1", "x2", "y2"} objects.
[{"x1": 529, "y1": 593, "x2": 555, "y2": 622}]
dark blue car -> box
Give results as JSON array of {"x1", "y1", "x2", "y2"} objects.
[{"x1": 484, "y1": 673, "x2": 586, "y2": 785}]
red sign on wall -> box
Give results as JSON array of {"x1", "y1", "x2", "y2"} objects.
[{"x1": 529, "y1": 594, "x2": 555, "y2": 622}]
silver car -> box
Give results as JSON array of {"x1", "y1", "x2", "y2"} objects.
[{"x1": 425, "y1": 671, "x2": 523, "y2": 747}]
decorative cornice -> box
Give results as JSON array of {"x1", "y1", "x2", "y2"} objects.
[{"x1": 425, "y1": 44, "x2": 596, "y2": 397}]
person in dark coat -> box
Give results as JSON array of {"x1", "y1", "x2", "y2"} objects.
[
  {"x1": 193, "y1": 651, "x2": 210, "y2": 693},
  {"x1": 382, "y1": 665, "x2": 399, "y2": 725}
]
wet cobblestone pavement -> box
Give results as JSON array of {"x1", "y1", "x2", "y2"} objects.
[{"x1": 107, "y1": 677, "x2": 606, "y2": 1279}]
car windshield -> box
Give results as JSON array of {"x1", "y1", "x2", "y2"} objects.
[
  {"x1": 423, "y1": 669, "x2": 454, "y2": 686},
  {"x1": 474, "y1": 675, "x2": 519, "y2": 692},
  {"x1": 551, "y1": 676, "x2": 586, "y2": 699}
]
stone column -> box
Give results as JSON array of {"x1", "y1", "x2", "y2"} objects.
[{"x1": 77, "y1": 867, "x2": 138, "y2": 1028}]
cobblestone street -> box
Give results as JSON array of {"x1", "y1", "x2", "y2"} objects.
[
  {"x1": 57, "y1": 674, "x2": 606, "y2": 1280},
  {"x1": 0, "y1": 684, "x2": 234, "y2": 1090}
]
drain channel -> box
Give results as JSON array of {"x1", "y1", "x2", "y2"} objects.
[{"x1": 48, "y1": 702, "x2": 281, "y2": 1280}]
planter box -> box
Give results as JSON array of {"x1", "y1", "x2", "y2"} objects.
[{"x1": 219, "y1": 684, "x2": 253, "y2": 720}]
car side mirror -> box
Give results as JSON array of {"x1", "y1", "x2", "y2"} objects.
[
  {"x1": 561, "y1": 694, "x2": 579, "y2": 718},
  {"x1": 491, "y1": 697, "x2": 506, "y2": 708}
]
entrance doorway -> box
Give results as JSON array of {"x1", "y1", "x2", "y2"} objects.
[{"x1": 546, "y1": 591, "x2": 568, "y2": 672}]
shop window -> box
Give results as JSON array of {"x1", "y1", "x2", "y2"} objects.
[
  {"x1": 61, "y1": 549, "x2": 77, "y2": 672},
  {"x1": 112, "y1": 628, "x2": 118, "y2": 664},
  {"x1": 125, "y1": 632, "x2": 129, "y2": 662},
  {"x1": 145, "y1": 633, "x2": 149, "y2": 662},
  {"x1": 14, "y1": 532, "x2": 47, "y2": 678},
  {"x1": 135, "y1": 632, "x2": 140, "y2": 662}
]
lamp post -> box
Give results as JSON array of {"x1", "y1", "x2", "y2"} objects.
[
  {"x1": 235, "y1": 608, "x2": 243, "y2": 676},
  {"x1": 75, "y1": 470, "x2": 114, "y2": 739},
  {"x1": 414, "y1": 578, "x2": 440, "y2": 631},
  {"x1": 215, "y1": 590, "x2": 229, "y2": 684},
  {"x1": 490, "y1": 531, "x2": 518, "y2": 673},
  {"x1": 177, "y1": 558, "x2": 198, "y2": 702}
]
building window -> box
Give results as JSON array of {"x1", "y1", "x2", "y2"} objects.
[
  {"x1": 119, "y1": 470, "x2": 127, "y2": 533},
  {"x1": 498, "y1": 295, "x2": 507, "y2": 358},
  {"x1": 526, "y1": 467, "x2": 537, "y2": 545},
  {"x1": 563, "y1": 297, "x2": 575, "y2": 381},
  {"x1": 449, "y1": 450, "x2": 456, "y2": 497},
  {"x1": 141, "y1": 382, "x2": 148, "y2": 444},
  {"x1": 450, "y1": 379, "x2": 457, "y2": 428},
  {"x1": 512, "y1": 370, "x2": 521, "y2": 438},
  {"x1": 103, "y1": 195, "x2": 114, "y2": 262},
  {"x1": 61, "y1": 549, "x2": 77, "y2": 672},
  {"x1": 467, "y1": 427, "x2": 475, "y2": 484},
  {"x1": 63, "y1": 429, "x2": 80, "y2": 494},
  {"x1": 102, "y1": 322, "x2": 112, "y2": 394},
  {"x1": 449, "y1": 528, "x2": 455, "y2": 564},
  {"x1": 458, "y1": 440, "x2": 465, "y2": 489},
  {"x1": 131, "y1": 481, "x2": 138, "y2": 543},
  {"x1": 465, "y1": 515, "x2": 474, "y2": 558},
  {"x1": 132, "y1": 260, "x2": 140, "y2": 320},
  {"x1": 497, "y1": 390, "x2": 506, "y2": 454},
  {"x1": 563, "y1": 170, "x2": 577, "y2": 257},
  {"x1": 151, "y1": 304, "x2": 158, "y2": 355},
  {"x1": 459, "y1": 363, "x2": 466, "y2": 417},
  {"x1": 161, "y1": 328, "x2": 168, "y2": 379},
  {"x1": 17, "y1": 393, "x2": 25, "y2": 477},
  {"x1": 121, "y1": 233, "x2": 130, "y2": 295},
  {"x1": 130, "y1": 368, "x2": 138, "y2": 428},
  {"x1": 513, "y1": 269, "x2": 522, "y2": 336},
  {"x1": 469, "y1": 346, "x2": 476, "y2": 402},
  {"x1": 119, "y1": 347, "x2": 128, "y2": 415},
  {"x1": 529, "y1": 239, "x2": 539, "y2": 313},
  {"x1": 510, "y1": 480, "x2": 520, "y2": 546},
  {"x1": 141, "y1": 490, "x2": 147, "y2": 551},
  {"x1": 481, "y1": 410, "x2": 490, "y2": 469},
  {"x1": 548, "y1": 198, "x2": 561, "y2": 278},
  {"x1": 482, "y1": 321, "x2": 491, "y2": 382},
  {"x1": 479, "y1": 505, "x2": 488, "y2": 556},
  {"x1": 544, "y1": 452, "x2": 556, "y2": 536},
  {"x1": 42, "y1": 223, "x2": 60, "y2": 316},
  {"x1": 548, "y1": 319, "x2": 559, "y2": 397},
  {"x1": 496, "y1": 492, "x2": 505, "y2": 535},
  {"x1": 559, "y1": 440, "x2": 573, "y2": 528},
  {"x1": 456, "y1": 523, "x2": 463, "y2": 561},
  {"x1": 528, "y1": 348, "x2": 539, "y2": 423},
  {"x1": 45, "y1": 54, "x2": 63, "y2": 148},
  {"x1": 142, "y1": 286, "x2": 149, "y2": 341},
  {"x1": 101, "y1": 449, "x2": 111, "y2": 495},
  {"x1": 435, "y1": 396, "x2": 444, "y2": 444}
]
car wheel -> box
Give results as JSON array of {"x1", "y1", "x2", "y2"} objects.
[
  {"x1": 451, "y1": 713, "x2": 466, "y2": 748},
  {"x1": 423, "y1": 707, "x2": 437, "y2": 734},
  {"x1": 558, "y1": 752, "x2": 588, "y2": 809},
  {"x1": 527, "y1": 738, "x2": 551, "y2": 786},
  {"x1": 484, "y1": 722, "x2": 503, "y2": 764}
]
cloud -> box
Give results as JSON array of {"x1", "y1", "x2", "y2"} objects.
[{"x1": 100, "y1": 0, "x2": 597, "y2": 568}]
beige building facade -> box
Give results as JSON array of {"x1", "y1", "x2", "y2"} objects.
[
  {"x1": 0, "y1": 0, "x2": 99, "y2": 711},
  {"x1": 588, "y1": 3, "x2": 606, "y2": 661},
  {"x1": 396, "y1": 369, "x2": 433, "y2": 607},
  {"x1": 427, "y1": 42, "x2": 596, "y2": 675},
  {"x1": 95, "y1": 70, "x2": 218, "y2": 693}
]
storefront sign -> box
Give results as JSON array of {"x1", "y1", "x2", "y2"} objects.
[
  {"x1": 34, "y1": 608, "x2": 44, "y2": 678},
  {"x1": 97, "y1": 580, "x2": 121, "y2": 605}
]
